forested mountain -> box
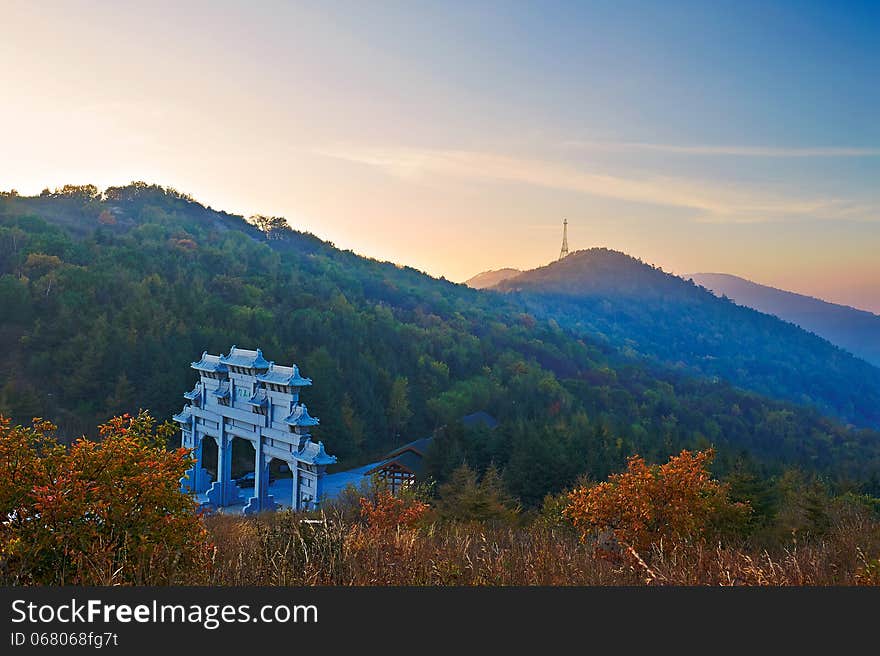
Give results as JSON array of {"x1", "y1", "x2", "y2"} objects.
[
  {"x1": 2, "y1": 185, "x2": 879, "y2": 504},
  {"x1": 465, "y1": 268, "x2": 521, "y2": 289},
  {"x1": 490, "y1": 249, "x2": 880, "y2": 429},
  {"x1": 691, "y1": 272, "x2": 880, "y2": 368}
]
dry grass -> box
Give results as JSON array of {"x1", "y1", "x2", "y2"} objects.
[{"x1": 200, "y1": 510, "x2": 880, "y2": 586}]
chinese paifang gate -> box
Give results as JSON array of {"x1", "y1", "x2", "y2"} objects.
[{"x1": 173, "y1": 346, "x2": 337, "y2": 514}]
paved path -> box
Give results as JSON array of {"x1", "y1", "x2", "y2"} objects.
[{"x1": 194, "y1": 461, "x2": 378, "y2": 513}]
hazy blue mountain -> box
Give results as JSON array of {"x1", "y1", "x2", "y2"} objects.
[
  {"x1": 489, "y1": 248, "x2": 880, "y2": 428},
  {"x1": 691, "y1": 272, "x2": 880, "y2": 367}
]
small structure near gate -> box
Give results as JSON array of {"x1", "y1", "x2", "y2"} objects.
[
  {"x1": 173, "y1": 346, "x2": 337, "y2": 513},
  {"x1": 366, "y1": 437, "x2": 433, "y2": 494},
  {"x1": 365, "y1": 411, "x2": 498, "y2": 494}
]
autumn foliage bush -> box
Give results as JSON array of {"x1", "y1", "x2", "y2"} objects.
[
  {"x1": 2, "y1": 412, "x2": 876, "y2": 587},
  {"x1": 0, "y1": 412, "x2": 211, "y2": 584},
  {"x1": 565, "y1": 449, "x2": 751, "y2": 557},
  {"x1": 359, "y1": 489, "x2": 430, "y2": 532}
]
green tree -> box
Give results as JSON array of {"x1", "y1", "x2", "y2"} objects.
[
  {"x1": 105, "y1": 372, "x2": 136, "y2": 416},
  {"x1": 387, "y1": 376, "x2": 412, "y2": 444},
  {"x1": 437, "y1": 463, "x2": 519, "y2": 523},
  {"x1": 249, "y1": 215, "x2": 291, "y2": 240}
]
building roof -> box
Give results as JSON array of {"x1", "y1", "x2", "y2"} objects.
[
  {"x1": 172, "y1": 407, "x2": 192, "y2": 423},
  {"x1": 461, "y1": 411, "x2": 498, "y2": 430},
  {"x1": 247, "y1": 388, "x2": 268, "y2": 407},
  {"x1": 285, "y1": 403, "x2": 320, "y2": 427},
  {"x1": 183, "y1": 384, "x2": 201, "y2": 401},
  {"x1": 366, "y1": 436, "x2": 433, "y2": 479},
  {"x1": 367, "y1": 450, "x2": 426, "y2": 477},
  {"x1": 191, "y1": 352, "x2": 227, "y2": 373},
  {"x1": 385, "y1": 436, "x2": 433, "y2": 460},
  {"x1": 211, "y1": 382, "x2": 230, "y2": 399},
  {"x1": 297, "y1": 440, "x2": 337, "y2": 466},
  {"x1": 219, "y1": 345, "x2": 271, "y2": 370},
  {"x1": 256, "y1": 363, "x2": 312, "y2": 387}
]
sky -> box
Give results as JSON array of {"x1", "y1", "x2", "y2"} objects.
[{"x1": 2, "y1": 0, "x2": 879, "y2": 312}]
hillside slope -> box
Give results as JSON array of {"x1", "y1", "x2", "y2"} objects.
[
  {"x1": 2, "y1": 187, "x2": 879, "y2": 500},
  {"x1": 492, "y1": 249, "x2": 880, "y2": 429},
  {"x1": 691, "y1": 272, "x2": 880, "y2": 367},
  {"x1": 465, "y1": 268, "x2": 521, "y2": 289}
]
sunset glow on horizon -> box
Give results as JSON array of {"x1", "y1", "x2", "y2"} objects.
[{"x1": 3, "y1": 1, "x2": 879, "y2": 312}]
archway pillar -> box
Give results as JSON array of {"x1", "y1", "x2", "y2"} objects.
[
  {"x1": 182, "y1": 433, "x2": 213, "y2": 494},
  {"x1": 206, "y1": 420, "x2": 241, "y2": 507},
  {"x1": 288, "y1": 459, "x2": 300, "y2": 510},
  {"x1": 180, "y1": 417, "x2": 212, "y2": 494},
  {"x1": 244, "y1": 429, "x2": 275, "y2": 514}
]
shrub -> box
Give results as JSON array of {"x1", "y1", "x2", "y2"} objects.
[
  {"x1": 565, "y1": 449, "x2": 750, "y2": 557},
  {"x1": 436, "y1": 464, "x2": 520, "y2": 524},
  {"x1": 0, "y1": 412, "x2": 211, "y2": 584},
  {"x1": 359, "y1": 490, "x2": 430, "y2": 532}
]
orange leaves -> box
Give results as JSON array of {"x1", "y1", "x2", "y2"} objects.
[
  {"x1": 359, "y1": 490, "x2": 430, "y2": 533},
  {"x1": 0, "y1": 416, "x2": 64, "y2": 515},
  {"x1": 0, "y1": 411, "x2": 210, "y2": 585},
  {"x1": 565, "y1": 449, "x2": 750, "y2": 557},
  {"x1": 353, "y1": 491, "x2": 431, "y2": 576},
  {"x1": 97, "y1": 209, "x2": 116, "y2": 225},
  {"x1": 174, "y1": 238, "x2": 198, "y2": 250}
]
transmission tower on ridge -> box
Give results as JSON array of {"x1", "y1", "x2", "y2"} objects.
[{"x1": 558, "y1": 218, "x2": 569, "y2": 260}]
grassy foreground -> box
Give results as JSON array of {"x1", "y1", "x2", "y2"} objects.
[{"x1": 202, "y1": 508, "x2": 880, "y2": 586}]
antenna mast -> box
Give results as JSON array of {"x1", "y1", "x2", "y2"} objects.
[{"x1": 558, "y1": 218, "x2": 569, "y2": 260}]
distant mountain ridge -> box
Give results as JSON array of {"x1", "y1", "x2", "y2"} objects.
[
  {"x1": 465, "y1": 268, "x2": 521, "y2": 289},
  {"x1": 3, "y1": 188, "x2": 880, "y2": 492},
  {"x1": 690, "y1": 272, "x2": 880, "y2": 367},
  {"x1": 495, "y1": 249, "x2": 693, "y2": 299},
  {"x1": 475, "y1": 248, "x2": 880, "y2": 428}
]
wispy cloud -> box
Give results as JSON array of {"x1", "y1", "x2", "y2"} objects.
[
  {"x1": 319, "y1": 145, "x2": 878, "y2": 222},
  {"x1": 564, "y1": 141, "x2": 880, "y2": 158}
]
